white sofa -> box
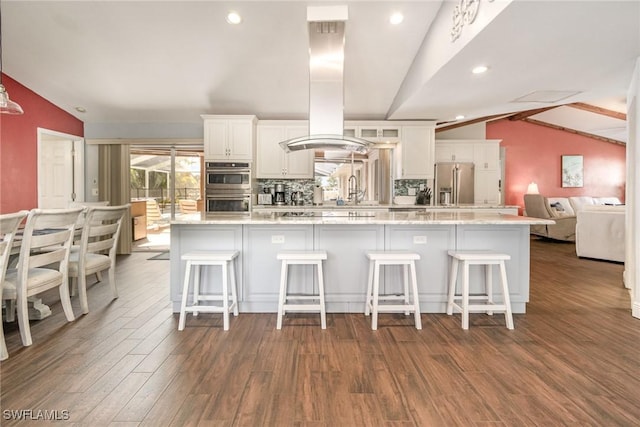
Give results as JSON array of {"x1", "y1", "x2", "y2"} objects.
[
  {"x1": 568, "y1": 196, "x2": 623, "y2": 212},
  {"x1": 576, "y1": 205, "x2": 625, "y2": 262}
]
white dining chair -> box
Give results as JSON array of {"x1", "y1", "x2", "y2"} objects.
[
  {"x1": 67, "y1": 204, "x2": 129, "y2": 314},
  {"x1": 3, "y1": 208, "x2": 83, "y2": 347},
  {"x1": 0, "y1": 211, "x2": 29, "y2": 360}
]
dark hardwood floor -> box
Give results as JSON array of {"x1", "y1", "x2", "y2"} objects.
[{"x1": 1, "y1": 238, "x2": 638, "y2": 426}]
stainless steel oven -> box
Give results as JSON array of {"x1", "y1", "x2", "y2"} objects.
[
  {"x1": 206, "y1": 192, "x2": 251, "y2": 214},
  {"x1": 206, "y1": 162, "x2": 251, "y2": 192},
  {"x1": 205, "y1": 162, "x2": 252, "y2": 214}
]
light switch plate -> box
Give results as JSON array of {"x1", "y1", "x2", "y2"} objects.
[
  {"x1": 271, "y1": 235, "x2": 285, "y2": 244},
  {"x1": 413, "y1": 235, "x2": 427, "y2": 244}
]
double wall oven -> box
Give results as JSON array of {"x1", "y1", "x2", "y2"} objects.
[{"x1": 205, "y1": 162, "x2": 252, "y2": 214}]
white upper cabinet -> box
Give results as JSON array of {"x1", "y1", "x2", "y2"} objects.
[
  {"x1": 434, "y1": 141, "x2": 475, "y2": 163},
  {"x1": 202, "y1": 115, "x2": 257, "y2": 161},
  {"x1": 256, "y1": 121, "x2": 314, "y2": 179},
  {"x1": 395, "y1": 125, "x2": 435, "y2": 179},
  {"x1": 473, "y1": 140, "x2": 500, "y2": 170},
  {"x1": 345, "y1": 121, "x2": 401, "y2": 142}
]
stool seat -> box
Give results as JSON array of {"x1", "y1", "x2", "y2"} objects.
[
  {"x1": 277, "y1": 250, "x2": 327, "y2": 329},
  {"x1": 179, "y1": 250, "x2": 239, "y2": 331},
  {"x1": 277, "y1": 251, "x2": 327, "y2": 261},
  {"x1": 366, "y1": 251, "x2": 421, "y2": 262},
  {"x1": 447, "y1": 250, "x2": 510, "y2": 262},
  {"x1": 447, "y1": 250, "x2": 514, "y2": 330},
  {"x1": 182, "y1": 250, "x2": 239, "y2": 262},
  {"x1": 365, "y1": 250, "x2": 422, "y2": 330}
]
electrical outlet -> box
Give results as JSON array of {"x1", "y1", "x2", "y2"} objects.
[
  {"x1": 271, "y1": 235, "x2": 285, "y2": 244},
  {"x1": 408, "y1": 187, "x2": 416, "y2": 196},
  {"x1": 413, "y1": 235, "x2": 427, "y2": 244}
]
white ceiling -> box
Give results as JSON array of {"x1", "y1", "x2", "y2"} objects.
[{"x1": 2, "y1": 1, "x2": 638, "y2": 143}]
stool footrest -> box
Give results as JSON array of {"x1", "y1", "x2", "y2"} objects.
[
  {"x1": 375, "y1": 294, "x2": 411, "y2": 301},
  {"x1": 284, "y1": 295, "x2": 321, "y2": 300},
  {"x1": 195, "y1": 295, "x2": 234, "y2": 302},
  {"x1": 451, "y1": 295, "x2": 492, "y2": 301},
  {"x1": 282, "y1": 304, "x2": 322, "y2": 311},
  {"x1": 184, "y1": 302, "x2": 237, "y2": 314},
  {"x1": 370, "y1": 304, "x2": 417, "y2": 312},
  {"x1": 450, "y1": 302, "x2": 508, "y2": 312}
]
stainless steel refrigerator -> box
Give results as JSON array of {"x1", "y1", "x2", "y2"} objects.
[{"x1": 434, "y1": 162, "x2": 475, "y2": 205}]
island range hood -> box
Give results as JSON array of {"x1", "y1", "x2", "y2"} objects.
[{"x1": 280, "y1": 6, "x2": 372, "y2": 154}]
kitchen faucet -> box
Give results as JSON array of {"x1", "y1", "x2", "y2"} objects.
[{"x1": 348, "y1": 174, "x2": 359, "y2": 205}]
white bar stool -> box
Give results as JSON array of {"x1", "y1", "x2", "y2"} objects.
[
  {"x1": 446, "y1": 250, "x2": 514, "y2": 330},
  {"x1": 364, "y1": 251, "x2": 422, "y2": 330},
  {"x1": 276, "y1": 251, "x2": 327, "y2": 329},
  {"x1": 178, "y1": 250, "x2": 239, "y2": 331}
]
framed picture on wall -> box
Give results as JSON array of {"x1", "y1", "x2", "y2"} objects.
[{"x1": 561, "y1": 155, "x2": 583, "y2": 187}]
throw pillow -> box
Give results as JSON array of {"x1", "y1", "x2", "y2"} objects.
[
  {"x1": 549, "y1": 201, "x2": 571, "y2": 218},
  {"x1": 550, "y1": 202, "x2": 564, "y2": 211}
]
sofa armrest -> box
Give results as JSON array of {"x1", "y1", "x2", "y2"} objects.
[{"x1": 547, "y1": 216, "x2": 576, "y2": 242}]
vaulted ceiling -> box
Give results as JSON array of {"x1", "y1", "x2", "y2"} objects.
[{"x1": 2, "y1": 1, "x2": 638, "y2": 143}]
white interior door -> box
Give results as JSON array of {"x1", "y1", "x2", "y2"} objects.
[{"x1": 37, "y1": 128, "x2": 85, "y2": 209}]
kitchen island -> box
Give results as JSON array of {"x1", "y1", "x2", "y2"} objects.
[{"x1": 170, "y1": 211, "x2": 552, "y2": 314}]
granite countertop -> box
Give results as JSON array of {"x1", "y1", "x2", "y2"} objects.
[
  {"x1": 172, "y1": 211, "x2": 552, "y2": 226},
  {"x1": 252, "y1": 204, "x2": 520, "y2": 211}
]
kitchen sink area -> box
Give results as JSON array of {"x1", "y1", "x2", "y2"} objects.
[{"x1": 279, "y1": 211, "x2": 377, "y2": 218}]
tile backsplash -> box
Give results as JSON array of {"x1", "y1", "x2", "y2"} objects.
[
  {"x1": 393, "y1": 179, "x2": 432, "y2": 197},
  {"x1": 257, "y1": 178, "x2": 433, "y2": 205},
  {"x1": 256, "y1": 179, "x2": 316, "y2": 206}
]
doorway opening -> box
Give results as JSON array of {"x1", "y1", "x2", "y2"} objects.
[{"x1": 130, "y1": 147, "x2": 203, "y2": 252}]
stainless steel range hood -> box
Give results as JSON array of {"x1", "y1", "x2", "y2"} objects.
[{"x1": 280, "y1": 7, "x2": 372, "y2": 154}]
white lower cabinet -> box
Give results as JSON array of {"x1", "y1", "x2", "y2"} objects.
[
  {"x1": 384, "y1": 225, "x2": 455, "y2": 310},
  {"x1": 170, "y1": 222, "x2": 531, "y2": 314},
  {"x1": 169, "y1": 225, "x2": 243, "y2": 304},
  {"x1": 242, "y1": 225, "x2": 314, "y2": 310},
  {"x1": 256, "y1": 123, "x2": 313, "y2": 179},
  {"x1": 314, "y1": 225, "x2": 384, "y2": 311}
]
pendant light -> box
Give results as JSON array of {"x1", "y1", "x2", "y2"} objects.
[{"x1": 0, "y1": 4, "x2": 24, "y2": 115}]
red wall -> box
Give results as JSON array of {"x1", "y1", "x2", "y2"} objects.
[
  {"x1": 0, "y1": 74, "x2": 84, "y2": 213},
  {"x1": 487, "y1": 119, "x2": 626, "y2": 214}
]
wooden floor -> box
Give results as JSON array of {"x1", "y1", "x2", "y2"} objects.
[{"x1": 1, "y1": 238, "x2": 639, "y2": 426}]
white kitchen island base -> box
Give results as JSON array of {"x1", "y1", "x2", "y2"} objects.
[{"x1": 170, "y1": 212, "x2": 550, "y2": 314}]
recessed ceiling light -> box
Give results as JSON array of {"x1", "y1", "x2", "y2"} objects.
[
  {"x1": 455, "y1": 115, "x2": 465, "y2": 120},
  {"x1": 472, "y1": 65, "x2": 488, "y2": 74},
  {"x1": 390, "y1": 12, "x2": 404, "y2": 25},
  {"x1": 226, "y1": 11, "x2": 242, "y2": 25},
  {"x1": 75, "y1": 107, "x2": 86, "y2": 113}
]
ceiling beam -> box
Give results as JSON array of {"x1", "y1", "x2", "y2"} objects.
[
  {"x1": 524, "y1": 118, "x2": 625, "y2": 146},
  {"x1": 568, "y1": 102, "x2": 627, "y2": 120},
  {"x1": 435, "y1": 114, "x2": 507, "y2": 133},
  {"x1": 506, "y1": 106, "x2": 561, "y2": 121}
]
